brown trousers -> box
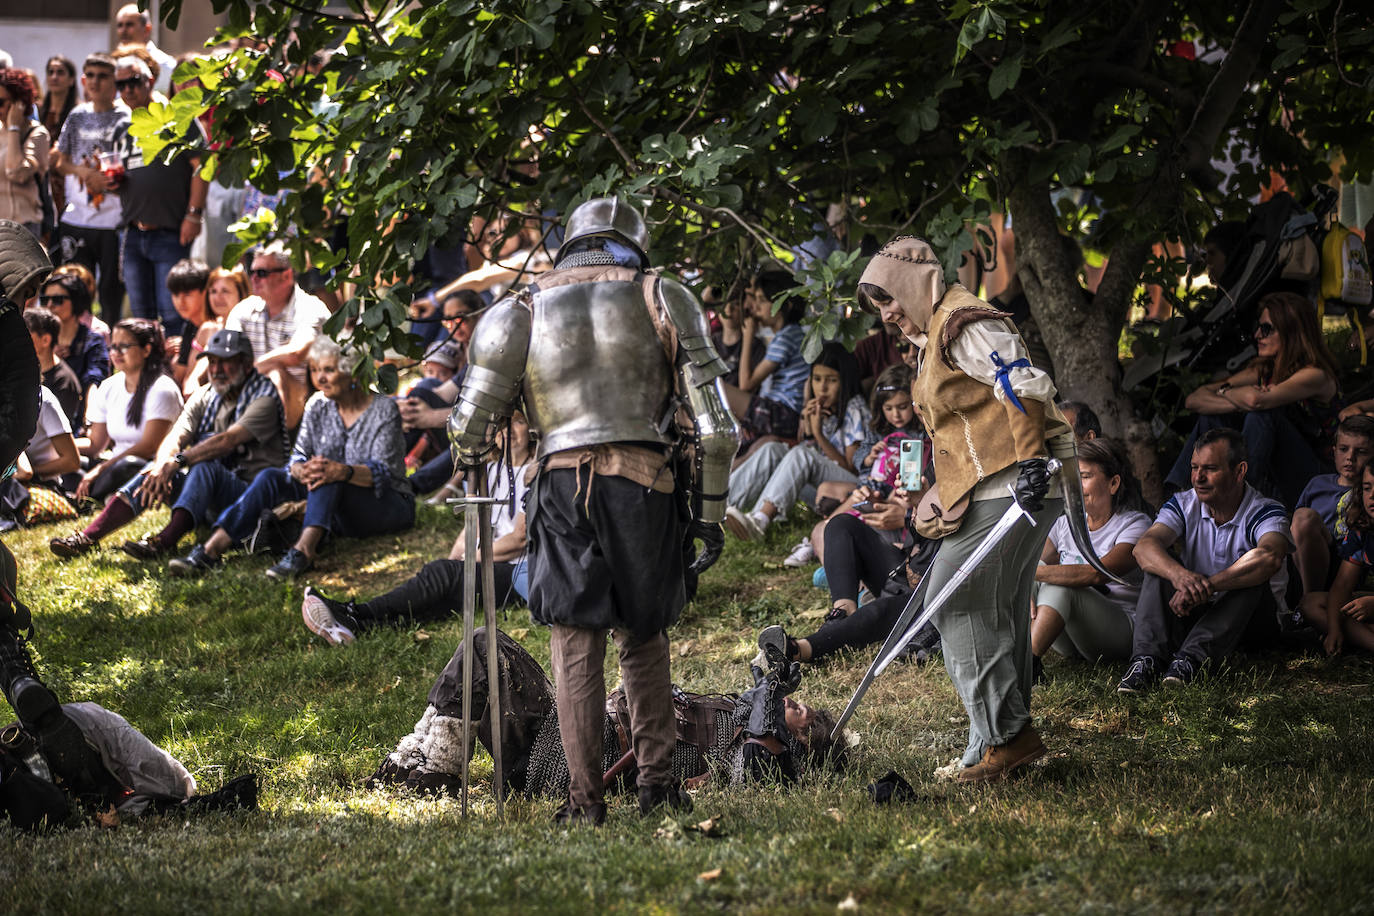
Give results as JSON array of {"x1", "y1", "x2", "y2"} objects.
[{"x1": 549, "y1": 624, "x2": 675, "y2": 808}]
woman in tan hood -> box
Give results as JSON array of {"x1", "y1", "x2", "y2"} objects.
[{"x1": 854, "y1": 235, "x2": 1068, "y2": 784}]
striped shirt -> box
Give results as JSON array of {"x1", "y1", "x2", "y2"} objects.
[{"x1": 1155, "y1": 484, "x2": 1292, "y2": 606}]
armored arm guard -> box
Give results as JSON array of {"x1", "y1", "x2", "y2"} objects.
[
  {"x1": 658, "y1": 277, "x2": 740, "y2": 523},
  {"x1": 447, "y1": 295, "x2": 531, "y2": 467}
]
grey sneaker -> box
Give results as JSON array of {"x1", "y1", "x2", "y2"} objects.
[
  {"x1": 266, "y1": 548, "x2": 312, "y2": 581},
  {"x1": 168, "y1": 545, "x2": 220, "y2": 577}
]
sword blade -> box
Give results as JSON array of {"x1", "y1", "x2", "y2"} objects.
[
  {"x1": 459, "y1": 479, "x2": 481, "y2": 818},
  {"x1": 475, "y1": 470, "x2": 504, "y2": 815},
  {"x1": 828, "y1": 574, "x2": 931, "y2": 742}
]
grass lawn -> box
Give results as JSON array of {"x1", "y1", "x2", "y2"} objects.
[{"x1": 3, "y1": 504, "x2": 1373, "y2": 914}]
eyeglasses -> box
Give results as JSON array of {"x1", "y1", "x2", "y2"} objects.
[
  {"x1": 111, "y1": 342, "x2": 141, "y2": 352},
  {"x1": 39, "y1": 295, "x2": 71, "y2": 306},
  {"x1": 249, "y1": 267, "x2": 289, "y2": 280},
  {"x1": 115, "y1": 77, "x2": 147, "y2": 92},
  {"x1": 1253, "y1": 322, "x2": 1276, "y2": 339}
]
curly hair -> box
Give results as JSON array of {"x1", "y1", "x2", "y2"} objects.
[{"x1": 0, "y1": 68, "x2": 37, "y2": 111}]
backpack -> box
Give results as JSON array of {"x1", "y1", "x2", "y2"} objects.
[{"x1": 1320, "y1": 223, "x2": 1372, "y2": 308}]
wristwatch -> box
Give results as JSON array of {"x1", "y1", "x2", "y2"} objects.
[{"x1": 174, "y1": 452, "x2": 188, "y2": 468}]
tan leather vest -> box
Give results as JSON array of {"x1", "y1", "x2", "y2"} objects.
[{"x1": 912, "y1": 287, "x2": 1070, "y2": 508}]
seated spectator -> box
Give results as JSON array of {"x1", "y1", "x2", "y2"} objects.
[
  {"x1": 1, "y1": 388, "x2": 81, "y2": 529},
  {"x1": 163, "y1": 258, "x2": 212, "y2": 388},
  {"x1": 23, "y1": 306, "x2": 81, "y2": 429},
  {"x1": 1033, "y1": 438, "x2": 1151, "y2": 673},
  {"x1": 168, "y1": 337, "x2": 413, "y2": 580},
  {"x1": 36, "y1": 273, "x2": 109, "y2": 419},
  {"x1": 301, "y1": 410, "x2": 534, "y2": 645},
  {"x1": 720, "y1": 265, "x2": 810, "y2": 446},
  {"x1": 723, "y1": 343, "x2": 869, "y2": 542},
  {"x1": 1119, "y1": 428, "x2": 1291, "y2": 693},
  {"x1": 1291, "y1": 415, "x2": 1374, "y2": 595},
  {"x1": 73, "y1": 318, "x2": 182, "y2": 505},
  {"x1": 362, "y1": 627, "x2": 843, "y2": 801},
  {"x1": 784, "y1": 363, "x2": 922, "y2": 567},
  {"x1": 50, "y1": 263, "x2": 111, "y2": 341},
  {"x1": 182, "y1": 265, "x2": 249, "y2": 394},
  {"x1": 1166, "y1": 291, "x2": 1341, "y2": 509},
  {"x1": 853, "y1": 322, "x2": 905, "y2": 394},
  {"x1": 707, "y1": 282, "x2": 763, "y2": 388},
  {"x1": 223, "y1": 241, "x2": 331, "y2": 429},
  {"x1": 48, "y1": 330, "x2": 287, "y2": 560},
  {"x1": 415, "y1": 339, "x2": 461, "y2": 389},
  {"x1": 1059, "y1": 400, "x2": 1101, "y2": 442},
  {"x1": 1298, "y1": 462, "x2": 1374, "y2": 655},
  {"x1": 1202, "y1": 220, "x2": 1247, "y2": 287}
]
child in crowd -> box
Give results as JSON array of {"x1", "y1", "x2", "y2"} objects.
[
  {"x1": 1291, "y1": 416, "x2": 1374, "y2": 595},
  {"x1": 1300, "y1": 461, "x2": 1374, "y2": 655},
  {"x1": 164, "y1": 259, "x2": 212, "y2": 389},
  {"x1": 723, "y1": 342, "x2": 869, "y2": 542}
]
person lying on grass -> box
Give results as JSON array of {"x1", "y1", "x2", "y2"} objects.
[
  {"x1": 300, "y1": 411, "x2": 535, "y2": 645},
  {"x1": 363, "y1": 626, "x2": 846, "y2": 807}
]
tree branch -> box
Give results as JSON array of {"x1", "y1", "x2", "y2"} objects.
[
  {"x1": 573, "y1": 95, "x2": 640, "y2": 175},
  {"x1": 272, "y1": 0, "x2": 389, "y2": 46}
]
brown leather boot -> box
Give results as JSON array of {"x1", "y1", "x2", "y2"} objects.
[{"x1": 955, "y1": 725, "x2": 1047, "y2": 784}]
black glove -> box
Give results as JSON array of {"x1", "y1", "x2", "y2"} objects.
[
  {"x1": 1013, "y1": 458, "x2": 1051, "y2": 513},
  {"x1": 686, "y1": 519, "x2": 725, "y2": 577}
]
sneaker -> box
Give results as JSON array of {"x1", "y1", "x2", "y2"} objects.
[
  {"x1": 121, "y1": 535, "x2": 171, "y2": 561},
  {"x1": 49, "y1": 531, "x2": 96, "y2": 559},
  {"x1": 266, "y1": 548, "x2": 312, "y2": 581},
  {"x1": 301, "y1": 586, "x2": 358, "y2": 646},
  {"x1": 783, "y1": 539, "x2": 816, "y2": 568},
  {"x1": 722, "y1": 506, "x2": 765, "y2": 542},
  {"x1": 1161, "y1": 655, "x2": 1199, "y2": 688},
  {"x1": 168, "y1": 545, "x2": 220, "y2": 577},
  {"x1": 756, "y1": 624, "x2": 791, "y2": 668},
  {"x1": 1117, "y1": 655, "x2": 1158, "y2": 694}
]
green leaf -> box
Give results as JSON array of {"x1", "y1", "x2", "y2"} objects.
[{"x1": 988, "y1": 51, "x2": 1023, "y2": 100}]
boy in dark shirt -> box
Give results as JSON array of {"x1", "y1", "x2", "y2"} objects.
[
  {"x1": 1291, "y1": 416, "x2": 1374, "y2": 594},
  {"x1": 23, "y1": 307, "x2": 82, "y2": 430}
]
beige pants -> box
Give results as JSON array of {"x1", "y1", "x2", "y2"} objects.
[{"x1": 549, "y1": 625, "x2": 674, "y2": 808}]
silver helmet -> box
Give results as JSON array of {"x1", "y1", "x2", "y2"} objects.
[{"x1": 557, "y1": 197, "x2": 650, "y2": 268}]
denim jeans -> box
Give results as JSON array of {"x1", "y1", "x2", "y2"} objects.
[
  {"x1": 1166, "y1": 410, "x2": 1328, "y2": 509},
  {"x1": 213, "y1": 467, "x2": 416, "y2": 543},
  {"x1": 172, "y1": 461, "x2": 250, "y2": 524},
  {"x1": 122, "y1": 226, "x2": 190, "y2": 338}
]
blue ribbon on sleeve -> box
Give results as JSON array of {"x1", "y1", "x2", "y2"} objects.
[{"x1": 989, "y1": 350, "x2": 1031, "y2": 414}]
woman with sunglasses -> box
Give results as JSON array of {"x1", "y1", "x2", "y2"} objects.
[
  {"x1": 74, "y1": 318, "x2": 182, "y2": 504},
  {"x1": 1166, "y1": 291, "x2": 1341, "y2": 508},
  {"x1": 35, "y1": 274, "x2": 110, "y2": 421}
]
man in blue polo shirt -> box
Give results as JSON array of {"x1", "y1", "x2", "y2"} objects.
[{"x1": 1119, "y1": 427, "x2": 1291, "y2": 692}]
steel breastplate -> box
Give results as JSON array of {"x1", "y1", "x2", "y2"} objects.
[{"x1": 524, "y1": 279, "x2": 675, "y2": 458}]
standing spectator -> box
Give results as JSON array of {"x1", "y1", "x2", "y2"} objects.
[
  {"x1": 0, "y1": 68, "x2": 51, "y2": 239},
  {"x1": 223, "y1": 241, "x2": 331, "y2": 429},
  {"x1": 113, "y1": 53, "x2": 207, "y2": 337},
  {"x1": 170, "y1": 337, "x2": 413, "y2": 580},
  {"x1": 37, "y1": 273, "x2": 110, "y2": 418},
  {"x1": 38, "y1": 56, "x2": 78, "y2": 226},
  {"x1": 1119, "y1": 428, "x2": 1292, "y2": 693},
  {"x1": 853, "y1": 323, "x2": 904, "y2": 394},
  {"x1": 23, "y1": 306, "x2": 82, "y2": 429},
  {"x1": 48, "y1": 330, "x2": 287, "y2": 560},
  {"x1": 53, "y1": 53, "x2": 128, "y2": 322},
  {"x1": 73, "y1": 318, "x2": 182, "y2": 505},
  {"x1": 113, "y1": 3, "x2": 177, "y2": 96}
]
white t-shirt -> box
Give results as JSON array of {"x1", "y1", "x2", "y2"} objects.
[
  {"x1": 1046, "y1": 509, "x2": 1152, "y2": 616},
  {"x1": 24, "y1": 387, "x2": 74, "y2": 471},
  {"x1": 473, "y1": 461, "x2": 531, "y2": 543},
  {"x1": 87, "y1": 372, "x2": 184, "y2": 455}
]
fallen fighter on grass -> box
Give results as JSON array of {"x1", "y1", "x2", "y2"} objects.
[{"x1": 365, "y1": 627, "x2": 847, "y2": 821}]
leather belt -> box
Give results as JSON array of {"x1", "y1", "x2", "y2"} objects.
[{"x1": 133, "y1": 221, "x2": 174, "y2": 232}]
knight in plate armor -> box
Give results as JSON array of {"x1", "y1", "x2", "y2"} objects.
[{"x1": 447, "y1": 196, "x2": 739, "y2": 825}]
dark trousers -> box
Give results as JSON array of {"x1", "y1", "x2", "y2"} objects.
[
  {"x1": 355, "y1": 558, "x2": 518, "y2": 630},
  {"x1": 56, "y1": 223, "x2": 123, "y2": 322},
  {"x1": 822, "y1": 513, "x2": 904, "y2": 604},
  {"x1": 1131, "y1": 573, "x2": 1280, "y2": 666}
]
